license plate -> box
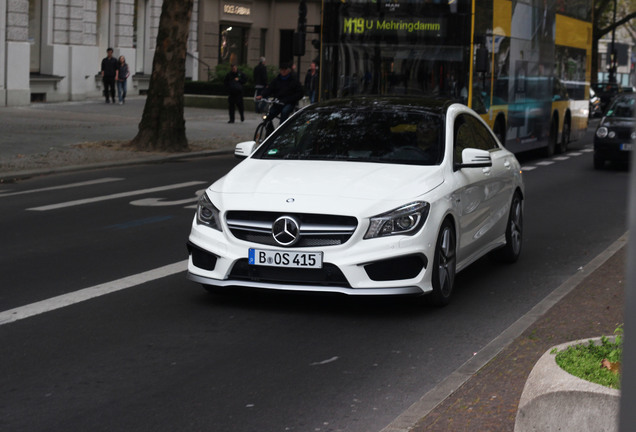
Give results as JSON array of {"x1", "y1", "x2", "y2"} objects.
[
  {"x1": 620, "y1": 143, "x2": 633, "y2": 151},
  {"x1": 248, "y1": 248, "x2": 323, "y2": 268}
]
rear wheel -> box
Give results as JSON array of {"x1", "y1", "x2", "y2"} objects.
[
  {"x1": 558, "y1": 118, "x2": 570, "y2": 153},
  {"x1": 492, "y1": 192, "x2": 523, "y2": 263},
  {"x1": 545, "y1": 118, "x2": 558, "y2": 157},
  {"x1": 428, "y1": 219, "x2": 457, "y2": 307}
]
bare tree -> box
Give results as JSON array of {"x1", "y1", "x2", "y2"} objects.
[{"x1": 130, "y1": 0, "x2": 194, "y2": 152}]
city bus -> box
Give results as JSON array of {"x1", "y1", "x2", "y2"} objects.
[{"x1": 316, "y1": 0, "x2": 593, "y2": 155}]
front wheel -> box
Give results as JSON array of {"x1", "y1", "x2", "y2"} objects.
[
  {"x1": 492, "y1": 192, "x2": 523, "y2": 263},
  {"x1": 254, "y1": 122, "x2": 268, "y2": 143},
  {"x1": 428, "y1": 220, "x2": 457, "y2": 307}
]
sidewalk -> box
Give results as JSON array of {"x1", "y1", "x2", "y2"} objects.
[
  {"x1": 407, "y1": 235, "x2": 626, "y2": 431},
  {"x1": 0, "y1": 96, "x2": 260, "y2": 181},
  {"x1": 0, "y1": 97, "x2": 628, "y2": 431}
]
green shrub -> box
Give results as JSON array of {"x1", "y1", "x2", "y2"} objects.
[
  {"x1": 185, "y1": 63, "x2": 278, "y2": 96},
  {"x1": 554, "y1": 327, "x2": 623, "y2": 389}
]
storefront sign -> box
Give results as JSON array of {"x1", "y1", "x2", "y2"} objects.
[{"x1": 223, "y1": 3, "x2": 251, "y2": 16}]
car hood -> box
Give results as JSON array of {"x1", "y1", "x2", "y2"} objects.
[{"x1": 209, "y1": 159, "x2": 444, "y2": 213}]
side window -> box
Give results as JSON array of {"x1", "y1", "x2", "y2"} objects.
[
  {"x1": 454, "y1": 114, "x2": 472, "y2": 164},
  {"x1": 467, "y1": 116, "x2": 500, "y2": 151}
]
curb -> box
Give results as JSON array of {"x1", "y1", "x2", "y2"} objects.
[{"x1": 0, "y1": 148, "x2": 235, "y2": 183}]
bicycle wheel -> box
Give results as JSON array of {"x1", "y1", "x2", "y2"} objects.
[{"x1": 254, "y1": 122, "x2": 267, "y2": 143}]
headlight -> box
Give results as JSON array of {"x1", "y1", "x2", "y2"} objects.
[
  {"x1": 608, "y1": 131, "x2": 616, "y2": 139},
  {"x1": 364, "y1": 202, "x2": 430, "y2": 239},
  {"x1": 596, "y1": 127, "x2": 608, "y2": 139},
  {"x1": 197, "y1": 192, "x2": 222, "y2": 231}
]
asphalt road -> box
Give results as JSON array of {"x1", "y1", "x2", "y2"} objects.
[{"x1": 0, "y1": 136, "x2": 631, "y2": 431}]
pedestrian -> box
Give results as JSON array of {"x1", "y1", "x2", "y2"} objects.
[
  {"x1": 304, "y1": 61, "x2": 319, "y2": 103},
  {"x1": 257, "y1": 62, "x2": 304, "y2": 124},
  {"x1": 115, "y1": 55, "x2": 130, "y2": 105},
  {"x1": 253, "y1": 57, "x2": 268, "y2": 113},
  {"x1": 101, "y1": 48, "x2": 118, "y2": 104},
  {"x1": 224, "y1": 64, "x2": 247, "y2": 123}
]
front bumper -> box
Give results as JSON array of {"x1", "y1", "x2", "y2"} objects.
[
  {"x1": 186, "y1": 217, "x2": 436, "y2": 296},
  {"x1": 594, "y1": 140, "x2": 633, "y2": 162}
]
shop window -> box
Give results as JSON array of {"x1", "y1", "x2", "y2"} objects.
[{"x1": 220, "y1": 25, "x2": 248, "y2": 65}]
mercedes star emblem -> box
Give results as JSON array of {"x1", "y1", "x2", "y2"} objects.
[{"x1": 272, "y1": 216, "x2": 300, "y2": 246}]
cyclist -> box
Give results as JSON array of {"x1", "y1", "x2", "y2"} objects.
[{"x1": 257, "y1": 62, "x2": 304, "y2": 124}]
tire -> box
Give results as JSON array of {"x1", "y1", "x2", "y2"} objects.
[
  {"x1": 544, "y1": 118, "x2": 557, "y2": 157},
  {"x1": 558, "y1": 119, "x2": 570, "y2": 154},
  {"x1": 492, "y1": 192, "x2": 523, "y2": 263},
  {"x1": 254, "y1": 122, "x2": 267, "y2": 143},
  {"x1": 428, "y1": 219, "x2": 457, "y2": 307}
]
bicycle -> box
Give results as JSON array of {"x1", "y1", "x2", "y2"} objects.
[{"x1": 253, "y1": 98, "x2": 283, "y2": 143}]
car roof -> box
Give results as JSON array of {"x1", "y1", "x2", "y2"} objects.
[{"x1": 312, "y1": 96, "x2": 456, "y2": 115}]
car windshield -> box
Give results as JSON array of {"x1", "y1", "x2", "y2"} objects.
[
  {"x1": 254, "y1": 106, "x2": 444, "y2": 165},
  {"x1": 605, "y1": 95, "x2": 635, "y2": 118}
]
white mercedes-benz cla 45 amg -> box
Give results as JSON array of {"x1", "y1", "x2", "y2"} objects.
[{"x1": 187, "y1": 97, "x2": 524, "y2": 306}]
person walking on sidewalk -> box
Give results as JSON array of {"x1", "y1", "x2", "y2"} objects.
[
  {"x1": 115, "y1": 56, "x2": 130, "y2": 105},
  {"x1": 101, "y1": 48, "x2": 118, "y2": 104},
  {"x1": 253, "y1": 57, "x2": 268, "y2": 113},
  {"x1": 224, "y1": 64, "x2": 247, "y2": 123}
]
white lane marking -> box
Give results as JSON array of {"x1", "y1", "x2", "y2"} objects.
[
  {"x1": 581, "y1": 148, "x2": 594, "y2": 152},
  {"x1": 0, "y1": 178, "x2": 124, "y2": 198},
  {"x1": 130, "y1": 189, "x2": 206, "y2": 207},
  {"x1": 552, "y1": 156, "x2": 569, "y2": 161},
  {"x1": 568, "y1": 152, "x2": 583, "y2": 156},
  {"x1": 310, "y1": 356, "x2": 339, "y2": 366},
  {"x1": 0, "y1": 260, "x2": 187, "y2": 326},
  {"x1": 28, "y1": 181, "x2": 206, "y2": 211},
  {"x1": 535, "y1": 161, "x2": 555, "y2": 166},
  {"x1": 521, "y1": 166, "x2": 537, "y2": 171}
]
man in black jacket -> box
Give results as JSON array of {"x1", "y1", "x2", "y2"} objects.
[
  {"x1": 224, "y1": 64, "x2": 247, "y2": 123},
  {"x1": 258, "y1": 62, "x2": 304, "y2": 124},
  {"x1": 101, "y1": 48, "x2": 118, "y2": 103}
]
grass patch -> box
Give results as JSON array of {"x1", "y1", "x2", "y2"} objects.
[{"x1": 553, "y1": 327, "x2": 623, "y2": 390}]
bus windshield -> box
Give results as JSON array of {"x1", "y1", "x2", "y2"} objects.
[{"x1": 321, "y1": 0, "x2": 472, "y2": 102}]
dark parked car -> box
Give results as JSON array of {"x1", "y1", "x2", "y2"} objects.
[{"x1": 593, "y1": 93, "x2": 635, "y2": 169}]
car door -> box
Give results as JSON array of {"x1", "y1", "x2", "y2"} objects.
[
  {"x1": 450, "y1": 113, "x2": 510, "y2": 265},
  {"x1": 468, "y1": 115, "x2": 515, "y2": 243}
]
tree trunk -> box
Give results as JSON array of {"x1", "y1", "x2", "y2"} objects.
[{"x1": 130, "y1": 0, "x2": 194, "y2": 152}]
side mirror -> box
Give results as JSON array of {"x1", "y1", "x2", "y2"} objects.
[
  {"x1": 455, "y1": 148, "x2": 492, "y2": 170},
  {"x1": 234, "y1": 141, "x2": 258, "y2": 159}
]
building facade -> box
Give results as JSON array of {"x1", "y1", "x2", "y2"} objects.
[{"x1": 0, "y1": 0, "x2": 320, "y2": 107}]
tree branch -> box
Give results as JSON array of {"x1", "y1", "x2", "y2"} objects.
[{"x1": 597, "y1": 11, "x2": 636, "y2": 38}]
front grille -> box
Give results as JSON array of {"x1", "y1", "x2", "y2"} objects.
[
  {"x1": 226, "y1": 211, "x2": 358, "y2": 247},
  {"x1": 229, "y1": 259, "x2": 351, "y2": 287}
]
